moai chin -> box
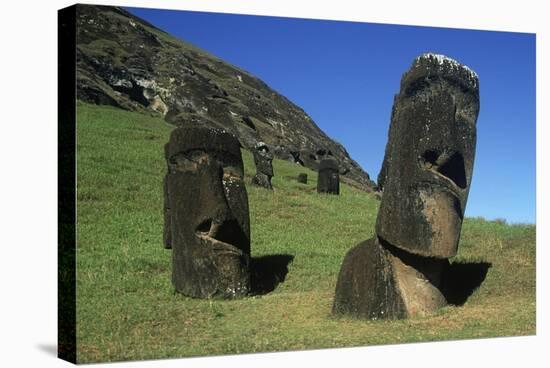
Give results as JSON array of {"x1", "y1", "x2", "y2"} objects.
[
  {"x1": 317, "y1": 157, "x2": 340, "y2": 195},
  {"x1": 164, "y1": 124, "x2": 251, "y2": 299},
  {"x1": 251, "y1": 141, "x2": 274, "y2": 190},
  {"x1": 333, "y1": 53, "x2": 479, "y2": 319}
]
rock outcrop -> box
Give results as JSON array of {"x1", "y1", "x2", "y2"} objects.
[{"x1": 75, "y1": 4, "x2": 375, "y2": 190}]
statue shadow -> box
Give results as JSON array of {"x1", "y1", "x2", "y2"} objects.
[
  {"x1": 442, "y1": 261, "x2": 492, "y2": 306},
  {"x1": 250, "y1": 254, "x2": 294, "y2": 295}
]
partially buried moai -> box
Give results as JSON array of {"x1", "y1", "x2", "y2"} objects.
[
  {"x1": 251, "y1": 141, "x2": 274, "y2": 190},
  {"x1": 317, "y1": 157, "x2": 340, "y2": 195},
  {"x1": 163, "y1": 124, "x2": 251, "y2": 299},
  {"x1": 333, "y1": 53, "x2": 480, "y2": 319}
]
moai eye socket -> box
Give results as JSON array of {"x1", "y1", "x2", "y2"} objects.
[
  {"x1": 420, "y1": 149, "x2": 467, "y2": 189},
  {"x1": 438, "y1": 152, "x2": 467, "y2": 189},
  {"x1": 170, "y1": 150, "x2": 209, "y2": 172},
  {"x1": 196, "y1": 218, "x2": 213, "y2": 235},
  {"x1": 170, "y1": 154, "x2": 198, "y2": 172}
]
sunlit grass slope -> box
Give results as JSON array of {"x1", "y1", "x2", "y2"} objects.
[{"x1": 75, "y1": 102, "x2": 535, "y2": 363}]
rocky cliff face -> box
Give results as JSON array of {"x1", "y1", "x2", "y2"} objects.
[{"x1": 75, "y1": 5, "x2": 375, "y2": 189}]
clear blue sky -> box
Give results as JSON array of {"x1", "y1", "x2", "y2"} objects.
[{"x1": 127, "y1": 7, "x2": 536, "y2": 224}]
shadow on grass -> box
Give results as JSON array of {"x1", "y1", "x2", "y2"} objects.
[
  {"x1": 442, "y1": 261, "x2": 492, "y2": 305},
  {"x1": 250, "y1": 254, "x2": 294, "y2": 295},
  {"x1": 36, "y1": 343, "x2": 57, "y2": 357}
]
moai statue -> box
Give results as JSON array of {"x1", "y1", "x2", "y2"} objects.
[
  {"x1": 333, "y1": 53, "x2": 480, "y2": 319},
  {"x1": 163, "y1": 124, "x2": 251, "y2": 299},
  {"x1": 297, "y1": 173, "x2": 308, "y2": 184},
  {"x1": 317, "y1": 157, "x2": 340, "y2": 195},
  {"x1": 251, "y1": 141, "x2": 274, "y2": 190}
]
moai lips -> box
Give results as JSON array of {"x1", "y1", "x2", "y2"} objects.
[
  {"x1": 376, "y1": 53, "x2": 480, "y2": 258},
  {"x1": 317, "y1": 157, "x2": 340, "y2": 195},
  {"x1": 164, "y1": 124, "x2": 251, "y2": 298}
]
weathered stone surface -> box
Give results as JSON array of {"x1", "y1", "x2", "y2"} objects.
[
  {"x1": 297, "y1": 173, "x2": 308, "y2": 184},
  {"x1": 333, "y1": 237, "x2": 448, "y2": 319},
  {"x1": 164, "y1": 123, "x2": 251, "y2": 298},
  {"x1": 376, "y1": 53, "x2": 480, "y2": 258},
  {"x1": 75, "y1": 4, "x2": 375, "y2": 191},
  {"x1": 317, "y1": 157, "x2": 340, "y2": 195},
  {"x1": 298, "y1": 149, "x2": 321, "y2": 171},
  {"x1": 251, "y1": 141, "x2": 274, "y2": 190},
  {"x1": 333, "y1": 237, "x2": 406, "y2": 319}
]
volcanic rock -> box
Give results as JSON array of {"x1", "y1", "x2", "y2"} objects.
[{"x1": 75, "y1": 4, "x2": 375, "y2": 191}]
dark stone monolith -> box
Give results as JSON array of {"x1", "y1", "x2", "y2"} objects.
[
  {"x1": 317, "y1": 157, "x2": 339, "y2": 195},
  {"x1": 297, "y1": 173, "x2": 308, "y2": 184},
  {"x1": 333, "y1": 53, "x2": 480, "y2": 319},
  {"x1": 163, "y1": 124, "x2": 251, "y2": 298},
  {"x1": 251, "y1": 141, "x2": 274, "y2": 190},
  {"x1": 376, "y1": 53, "x2": 479, "y2": 258}
]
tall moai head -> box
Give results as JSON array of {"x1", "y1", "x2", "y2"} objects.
[
  {"x1": 317, "y1": 156, "x2": 340, "y2": 195},
  {"x1": 251, "y1": 141, "x2": 274, "y2": 189},
  {"x1": 254, "y1": 142, "x2": 273, "y2": 176},
  {"x1": 376, "y1": 53, "x2": 480, "y2": 258},
  {"x1": 164, "y1": 124, "x2": 251, "y2": 298}
]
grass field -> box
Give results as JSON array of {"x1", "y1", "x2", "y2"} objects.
[{"x1": 75, "y1": 102, "x2": 535, "y2": 363}]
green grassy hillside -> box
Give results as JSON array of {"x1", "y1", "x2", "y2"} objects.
[{"x1": 75, "y1": 102, "x2": 535, "y2": 363}]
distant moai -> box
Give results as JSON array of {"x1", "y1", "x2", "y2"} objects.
[
  {"x1": 163, "y1": 124, "x2": 251, "y2": 299},
  {"x1": 317, "y1": 157, "x2": 340, "y2": 195},
  {"x1": 251, "y1": 141, "x2": 274, "y2": 190},
  {"x1": 333, "y1": 53, "x2": 480, "y2": 319},
  {"x1": 297, "y1": 173, "x2": 308, "y2": 184}
]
